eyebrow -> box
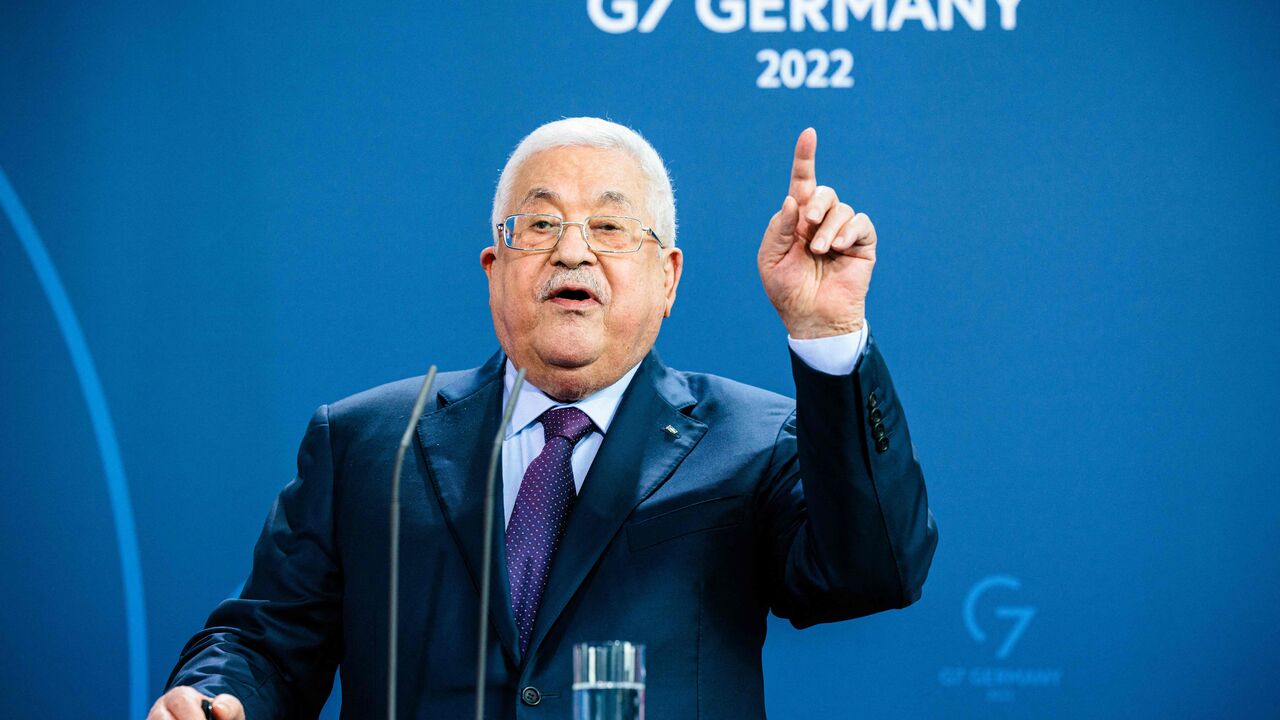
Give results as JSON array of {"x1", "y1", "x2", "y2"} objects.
[
  {"x1": 521, "y1": 187, "x2": 561, "y2": 206},
  {"x1": 519, "y1": 187, "x2": 635, "y2": 213},
  {"x1": 597, "y1": 190, "x2": 633, "y2": 211}
]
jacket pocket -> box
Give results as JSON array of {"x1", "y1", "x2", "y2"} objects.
[{"x1": 626, "y1": 495, "x2": 747, "y2": 552}]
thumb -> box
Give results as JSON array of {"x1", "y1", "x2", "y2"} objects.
[
  {"x1": 760, "y1": 195, "x2": 800, "y2": 265},
  {"x1": 211, "y1": 694, "x2": 246, "y2": 720}
]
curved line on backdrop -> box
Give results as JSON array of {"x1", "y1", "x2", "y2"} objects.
[
  {"x1": 963, "y1": 574, "x2": 1021, "y2": 643},
  {"x1": 0, "y1": 167, "x2": 149, "y2": 719}
]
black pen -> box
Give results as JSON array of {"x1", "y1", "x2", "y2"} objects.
[{"x1": 201, "y1": 698, "x2": 214, "y2": 719}]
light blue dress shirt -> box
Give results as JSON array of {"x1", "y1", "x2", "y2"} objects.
[{"x1": 500, "y1": 322, "x2": 870, "y2": 526}]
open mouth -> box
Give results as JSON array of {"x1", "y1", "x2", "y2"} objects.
[{"x1": 547, "y1": 284, "x2": 601, "y2": 308}]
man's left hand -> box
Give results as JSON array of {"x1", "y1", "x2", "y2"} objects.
[{"x1": 758, "y1": 128, "x2": 876, "y2": 339}]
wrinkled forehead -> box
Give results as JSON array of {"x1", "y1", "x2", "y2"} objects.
[{"x1": 508, "y1": 145, "x2": 651, "y2": 218}]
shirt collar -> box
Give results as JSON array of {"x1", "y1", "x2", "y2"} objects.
[{"x1": 502, "y1": 358, "x2": 642, "y2": 440}]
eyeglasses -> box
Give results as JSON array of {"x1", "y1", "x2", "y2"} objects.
[{"x1": 496, "y1": 213, "x2": 666, "y2": 254}]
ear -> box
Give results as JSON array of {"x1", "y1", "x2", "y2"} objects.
[
  {"x1": 480, "y1": 244, "x2": 497, "y2": 280},
  {"x1": 661, "y1": 247, "x2": 683, "y2": 318}
]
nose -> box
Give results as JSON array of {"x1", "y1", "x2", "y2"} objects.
[{"x1": 549, "y1": 221, "x2": 597, "y2": 268}]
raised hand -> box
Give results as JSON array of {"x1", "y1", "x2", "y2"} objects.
[{"x1": 758, "y1": 128, "x2": 876, "y2": 339}]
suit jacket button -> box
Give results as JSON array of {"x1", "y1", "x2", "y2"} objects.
[
  {"x1": 869, "y1": 408, "x2": 883, "y2": 424},
  {"x1": 521, "y1": 686, "x2": 542, "y2": 706},
  {"x1": 867, "y1": 390, "x2": 879, "y2": 409},
  {"x1": 876, "y1": 437, "x2": 890, "y2": 453},
  {"x1": 873, "y1": 424, "x2": 887, "y2": 441}
]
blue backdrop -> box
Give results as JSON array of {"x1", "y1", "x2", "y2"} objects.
[{"x1": 2, "y1": 1, "x2": 1277, "y2": 717}]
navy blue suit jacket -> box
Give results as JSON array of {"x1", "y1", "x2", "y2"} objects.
[{"x1": 168, "y1": 337, "x2": 937, "y2": 718}]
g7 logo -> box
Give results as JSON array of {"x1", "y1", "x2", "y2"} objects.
[
  {"x1": 588, "y1": 0, "x2": 674, "y2": 33},
  {"x1": 963, "y1": 575, "x2": 1035, "y2": 660}
]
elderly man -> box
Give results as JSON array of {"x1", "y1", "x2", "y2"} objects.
[{"x1": 151, "y1": 118, "x2": 937, "y2": 719}]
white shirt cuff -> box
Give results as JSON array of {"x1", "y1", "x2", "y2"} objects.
[{"x1": 787, "y1": 320, "x2": 870, "y2": 376}]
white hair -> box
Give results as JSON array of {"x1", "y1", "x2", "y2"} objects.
[{"x1": 491, "y1": 117, "x2": 678, "y2": 247}]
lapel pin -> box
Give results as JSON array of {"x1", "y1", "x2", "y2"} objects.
[{"x1": 662, "y1": 424, "x2": 679, "y2": 437}]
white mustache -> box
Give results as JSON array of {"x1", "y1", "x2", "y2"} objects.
[{"x1": 538, "y1": 268, "x2": 609, "y2": 303}]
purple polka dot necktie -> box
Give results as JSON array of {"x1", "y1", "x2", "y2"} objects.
[{"x1": 506, "y1": 406, "x2": 595, "y2": 656}]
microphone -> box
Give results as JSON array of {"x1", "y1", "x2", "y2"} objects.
[
  {"x1": 476, "y1": 367, "x2": 526, "y2": 720},
  {"x1": 388, "y1": 366, "x2": 438, "y2": 720}
]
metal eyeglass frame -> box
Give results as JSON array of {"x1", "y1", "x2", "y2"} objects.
[{"x1": 495, "y1": 213, "x2": 667, "y2": 254}]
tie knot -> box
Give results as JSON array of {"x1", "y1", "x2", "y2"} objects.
[{"x1": 539, "y1": 406, "x2": 595, "y2": 445}]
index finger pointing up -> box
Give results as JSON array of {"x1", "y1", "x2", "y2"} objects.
[{"x1": 789, "y1": 127, "x2": 818, "y2": 203}]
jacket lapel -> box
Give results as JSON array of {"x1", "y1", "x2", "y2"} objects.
[
  {"x1": 416, "y1": 350, "x2": 522, "y2": 667},
  {"x1": 526, "y1": 350, "x2": 709, "y2": 661}
]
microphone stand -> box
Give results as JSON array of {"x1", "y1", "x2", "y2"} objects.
[
  {"x1": 388, "y1": 366, "x2": 438, "y2": 720},
  {"x1": 476, "y1": 368, "x2": 526, "y2": 720}
]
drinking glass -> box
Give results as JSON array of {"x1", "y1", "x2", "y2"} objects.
[{"x1": 573, "y1": 641, "x2": 645, "y2": 720}]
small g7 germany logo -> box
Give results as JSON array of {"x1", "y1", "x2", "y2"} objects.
[{"x1": 963, "y1": 575, "x2": 1035, "y2": 660}]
